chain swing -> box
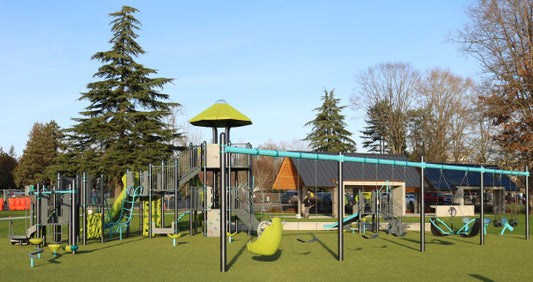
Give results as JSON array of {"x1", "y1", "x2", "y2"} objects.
[
  {"x1": 296, "y1": 156, "x2": 318, "y2": 243},
  {"x1": 362, "y1": 162, "x2": 380, "y2": 239}
]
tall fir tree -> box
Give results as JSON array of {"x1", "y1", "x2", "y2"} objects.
[
  {"x1": 67, "y1": 6, "x2": 181, "y2": 196},
  {"x1": 360, "y1": 100, "x2": 390, "y2": 154},
  {"x1": 304, "y1": 89, "x2": 356, "y2": 152}
]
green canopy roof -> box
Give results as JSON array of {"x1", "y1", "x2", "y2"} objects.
[{"x1": 189, "y1": 100, "x2": 252, "y2": 128}]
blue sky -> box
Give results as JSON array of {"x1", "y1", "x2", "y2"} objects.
[{"x1": 0, "y1": 1, "x2": 480, "y2": 157}]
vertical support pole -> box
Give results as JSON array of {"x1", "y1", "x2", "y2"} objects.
[
  {"x1": 247, "y1": 144, "x2": 253, "y2": 237},
  {"x1": 526, "y1": 165, "x2": 529, "y2": 240},
  {"x1": 212, "y1": 127, "x2": 218, "y2": 144},
  {"x1": 82, "y1": 172, "x2": 87, "y2": 245},
  {"x1": 480, "y1": 167, "x2": 485, "y2": 246},
  {"x1": 174, "y1": 158, "x2": 180, "y2": 234},
  {"x1": 203, "y1": 142, "x2": 208, "y2": 236},
  {"x1": 227, "y1": 143, "x2": 232, "y2": 237},
  {"x1": 420, "y1": 156, "x2": 425, "y2": 252},
  {"x1": 190, "y1": 183, "x2": 194, "y2": 236},
  {"x1": 149, "y1": 164, "x2": 153, "y2": 239},
  {"x1": 71, "y1": 179, "x2": 76, "y2": 249},
  {"x1": 220, "y1": 133, "x2": 227, "y2": 272},
  {"x1": 337, "y1": 151, "x2": 344, "y2": 261},
  {"x1": 36, "y1": 183, "x2": 41, "y2": 239},
  {"x1": 189, "y1": 145, "x2": 194, "y2": 235},
  {"x1": 174, "y1": 159, "x2": 179, "y2": 235},
  {"x1": 139, "y1": 171, "x2": 144, "y2": 236},
  {"x1": 234, "y1": 171, "x2": 239, "y2": 234},
  {"x1": 161, "y1": 161, "x2": 165, "y2": 229},
  {"x1": 56, "y1": 173, "x2": 61, "y2": 244},
  {"x1": 100, "y1": 175, "x2": 105, "y2": 243}
]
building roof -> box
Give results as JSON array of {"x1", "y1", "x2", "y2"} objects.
[
  {"x1": 424, "y1": 164, "x2": 520, "y2": 192},
  {"x1": 285, "y1": 152, "x2": 421, "y2": 189},
  {"x1": 273, "y1": 152, "x2": 521, "y2": 192}
]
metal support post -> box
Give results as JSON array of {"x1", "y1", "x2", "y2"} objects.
[
  {"x1": 149, "y1": 164, "x2": 153, "y2": 239},
  {"x1": 82, "y1": 172, "x2": 87, "y2": 245},
  {"x1": 337, "y1": 151, "x2": 344, "y2": 261},
  {"x1": 220, "y1": 133, "x2": 227, "y2": 272},
  {"x1": 526, "y1": 165, "x2": 529, "y2": 240},
  {"x1": 420, "y1": 156, "x2": 425, "y2": 252},
  {"x1": 480, "y1": 167, "x2": 484, "y2": 246}
]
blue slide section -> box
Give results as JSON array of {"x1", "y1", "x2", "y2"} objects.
[{"x1": 323, "y1": 212, "x2": 361, "y2": 230}]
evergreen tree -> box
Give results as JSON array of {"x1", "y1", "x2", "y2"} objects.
[
  {"x1": 13, "y1": 121, "x2": 62, "y2": 186},
  {"x1": 67, "y1": 6, "x2": 181, "y2": 196},
  {"x1": 360, "y1": 100, "x2": 390, "y2": 153},
  {"x1": 304, "y1": 89, "x2": 356, "y2": 152}
]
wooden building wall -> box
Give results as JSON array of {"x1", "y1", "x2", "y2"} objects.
[{"x1": 273, "y1": 158, "x2": 303, "y2": 190}]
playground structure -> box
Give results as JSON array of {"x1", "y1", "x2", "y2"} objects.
[
  {"x1": 219, "y1": 141, "x2": 530, "y2": 271},
  {"x1": 8, "y1": 175, "x2": 82, "y2": 249},
  {"x1": 4, "y1": 100, "x2": 530, "y2": 273}
]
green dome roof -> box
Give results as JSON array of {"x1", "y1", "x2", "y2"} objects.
[{"x1": 189, "y1": 100, "x2": 252, "y2": 128}]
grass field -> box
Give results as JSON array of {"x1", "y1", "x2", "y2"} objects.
[{"x1": 1, "y1": 212, "x2": 532, "y2": 281}]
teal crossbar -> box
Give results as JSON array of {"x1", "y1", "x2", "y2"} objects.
[{"x1": 224, "y1": 146, "x2": 529, "y2": 177}]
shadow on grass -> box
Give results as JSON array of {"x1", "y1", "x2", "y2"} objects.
[
  {"x1": 70, "y1": 249, "x2": 96, "y2": 255},
  {"x1": 227, "y1": 243, "x2": 247, "y2": 269},
  {"x1": 251, "y1": 249, "x2": 282, "y2": 262},
  {"x1": 469, "y1": 274, "x2": 495, "y2": 282},
  {"x1": 83, "y1": 235, "x2": 145, "y2": 251},
  {"x1": 444, "y1": 235, "x2": 480, "y2": 246},
  {"x1": 401, "y1": 237, "x2": 455, "y2": 246},
  {"x1": 317, "y1": 238, "x2": 337, "y2": 259},
  {"x1": 378, "y1": 236, "x2": 418, "y2": 251},
  {"x1": 47, "y1": 254, "x2": 63, "y2": 264}
]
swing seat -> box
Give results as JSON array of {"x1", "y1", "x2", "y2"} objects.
[
  {"x1": 247, "y1": 217, "x2": 282, "y2": 256},
  {"x1": 429, "y1": 218, "x2": 452, "y2": 236},
  {"x1": 509, "y1": 219, "x2": 518, "y2": 227},
  {"x1": 297, "y1": 236, "x2": 318, "y2": 243},
  {"x1": 500, "y1": 217, "x2": 514, "y2": 235}
]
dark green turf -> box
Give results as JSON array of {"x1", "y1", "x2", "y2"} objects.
[{"x1": 1, "y1": 213, "x2": 532, "y2": 281}]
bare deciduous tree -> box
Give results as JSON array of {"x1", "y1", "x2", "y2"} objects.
[
  {"x1": 415, "y1": 68, "x2": 475, "y2": 163},
  {"x1": 352, "y1": 62, "x2": 419, "y2": 154},
  {"x1": 453, "y1": 0, "x2": 533, "y2": 167}
]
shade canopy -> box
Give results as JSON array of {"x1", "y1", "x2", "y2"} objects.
[{"x1": 189, "y1": 99, "x2": 252, "y2": 128}]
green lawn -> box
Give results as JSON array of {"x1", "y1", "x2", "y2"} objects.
[{"x1": 1, "y1": 212, "x2": 532, "y2": 281}]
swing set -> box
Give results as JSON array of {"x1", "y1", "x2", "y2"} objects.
[{"x1": 219, "y1": 141, "x2": 530, "y2": 272}]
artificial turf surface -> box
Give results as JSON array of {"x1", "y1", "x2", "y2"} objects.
[{"x1": 1, "y1": 213, "x2": 532, "y2": 281}]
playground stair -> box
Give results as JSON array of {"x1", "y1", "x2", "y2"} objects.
[
  {"x1": 174, "y1": 146, "x2": 203, "y2": 195},
  {"x1": 178, "y1": 166, "x2": 201, "y2": 190},
  {"x1": 234, "y1": 208, "x2": 260, "y2": 231}
]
